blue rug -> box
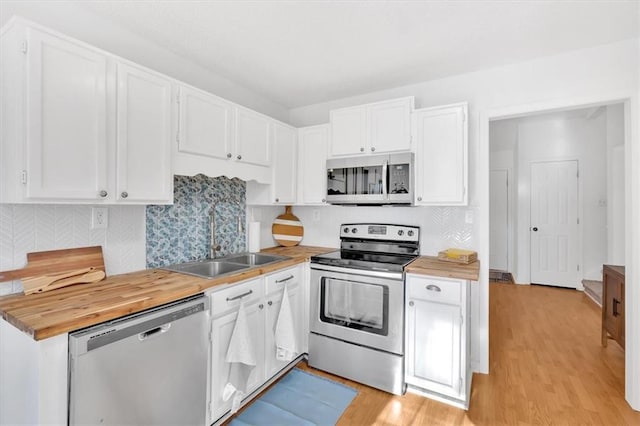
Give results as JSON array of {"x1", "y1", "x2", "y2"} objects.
[{"x1": 230, "y1": 368, "x2": 358, "y2": 426}]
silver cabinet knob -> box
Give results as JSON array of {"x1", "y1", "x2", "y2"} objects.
[
  {"x1": 268, "y1": 301, "x2": 273, "y2": 306},
  {"x1": 417, "y1": 196, "x2": 422, "y2": 202},
  {"x1": 258, "y1": 304, "x2": 264, "y2": 309},
  {"x1": 275, "y1": 198, "x2": 279, "y2": 203},
  {"x1": 227, "y1": 153, "x2": 232, "y2": 158},
  {"x1": 409, "y1": 301, "x2": 414, "y2": 307},
  {"x1": 237, "y1": 155, "x2": 242, "y2": 160},
  {"x1": 321, "y1": 198, "x2": 326, "y2": 203},
  {"x1": 360, "y1": 147, "x2": 364, "y2": 152},
  {"x1": 371, "y1": 147, "x2": 376, "y2": 152},
  {"x1": 121, "y1": 191, "x2": 128, "y2": 199},
  {"x1": 99, "y1": 190, "x2": 108, "y2": 198}
]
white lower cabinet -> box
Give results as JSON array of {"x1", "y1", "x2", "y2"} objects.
[
  {"x1": 405, "y1": 274, "x2": 471, "y2": 409},
  {"x1": 208, "y1": 265, "x2": 304, "y2": 424}
]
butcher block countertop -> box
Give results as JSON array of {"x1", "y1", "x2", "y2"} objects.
[
  {"x1": 405, "y1": 256, "x2": 480, "y2": 281},
  {"x1": 0, "y1": 245, "x2": 334, "y2": 341}
]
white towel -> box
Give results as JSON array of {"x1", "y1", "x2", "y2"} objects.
[
  {"x1": 275, "y1": 283, "x2": 297, "y2": 361},
  {"x1": 223, "y1": 301, "x2": 256, "y2": 413}
]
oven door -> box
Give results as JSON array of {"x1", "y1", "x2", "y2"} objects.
[{"x1": 310, "y1": 265, "x2": 404, "y2": 355}]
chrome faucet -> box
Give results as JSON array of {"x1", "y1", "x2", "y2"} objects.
[{"x1": 209, "y1": 198, "x2": 244, "y2": 259}]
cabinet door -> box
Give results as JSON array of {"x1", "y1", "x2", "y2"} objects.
[
  {"x1": 210, "y1": 300, "x2": 265, "y2": 422},
  {"x1": 264, "y1": 281, "x2": 302, "y2": 378},
  {"x1": 178, "y1": 85, "x2": 234, "y2": 160},
  {"x1": 414, "y1": 104, "x2": 467, "y2": 206},
  {"x1": 272, "y1": 123, "x2": 297, "y2": 204},
  {"x1": 25, "y1": 27, "x2": 108, "y2": 200},
  {"x1": 329, "y1": 106, "x2": 367, "y2": 157},
  {"x1": 367, "y1": 98, "x2": 412, "y2": 154},
  {"x1": 116, "y1": 63, "x2": 172, "y2": 203},
  {"x1": 235, "y1": 106, "x2": 271, "y2": 167},
  {"x1": 298, "y1": 125, "x2": 328, "y2": 204},
  {"x1": 406, "y1": 298, "x2": 462, "y2": 398}
]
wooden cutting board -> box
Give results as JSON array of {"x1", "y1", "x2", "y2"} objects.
[
  {"x1": 272, "y1": 206, "x2": 304, "y2": 247},
  {"x1": 0, "y1": 246, "x2": 106, "y2": 293}
]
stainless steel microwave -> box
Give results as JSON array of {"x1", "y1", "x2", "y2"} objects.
[{"x1": 326, "y1": 153, "x2": 414, "y2": 205}]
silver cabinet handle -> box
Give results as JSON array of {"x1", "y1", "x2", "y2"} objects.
[
  {"x1": 371, "y1": 147, "x2": 376, "y2": 152},
  {"x1": 121, "y1": 191, "x2": 128, "y2": 199},
  {"x1": 360, "y1": 147, "x2": 364, "y2": 152},
  {"x1": 99, "y1": 190, "x2": 108, "y2": 198},
  {"x1": 237, "y1": 155, "x2": 242, "y2": 160},
  {"x1": 417, "y1": 196, "x2": 422, "y2": 202},
  {"x1": 268, "y1": 301, "x2": 273, "y2": 306},
  {"x1": 276, "y1": 275, "x2": 294, "y2": 283},
  {"x1": 226, "y1": 289, "x2": 252, "y2": 301},
  {"x1": 426, "y1": 284, "x2": 441, "y2": 292},
  {"x1": 227, "y1": 153, "x2": 232, "y2": 158},
  {"x1": 409, "y1": 301, "x2": 414, "y2": 307}
]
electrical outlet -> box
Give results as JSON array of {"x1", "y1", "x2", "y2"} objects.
[
  {"x1": 91, "y1": 207, "x2": 108, "y2": 229},
  {"x1": 465, "y1": 210, "x2": 474, "y2": 224},
  {"x1": 312, "y1": 209, "x2": 320, "y2": 222}
]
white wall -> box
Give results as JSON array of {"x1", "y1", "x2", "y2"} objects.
[
  {"x1": 0, "y1": 1, "x2": 290, "y2": 123},
  {"x1": 607, "y1": 104, "x2": 626, "y2": 264},
  {"x1": 0, "y1": 205, "x2": 146, "y2": 295},
  {"x1": 514, "y1": 110, "x2": 608, "y2": 284},
  {"x1": 286, "y1": 37, "x2": 639, "y2": 384}
]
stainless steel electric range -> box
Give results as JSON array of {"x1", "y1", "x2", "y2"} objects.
[{"x1": 309, "y1": 223, "x2": 420, "y2": 395}]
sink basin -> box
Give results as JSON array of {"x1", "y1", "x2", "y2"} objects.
[
  {"x1": 162, "y1": 259, "x2": 249, "y2": 279},
  {"x1": 225, "y1": 253, "x2": 289, "y2": 266},
  {"x1": 161, "y1": 253, "x2": 289, "y2": 279}
]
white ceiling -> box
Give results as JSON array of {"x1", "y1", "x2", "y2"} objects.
[{"x1": 80, "y1": 1, "x2": 639, "y2": 109}]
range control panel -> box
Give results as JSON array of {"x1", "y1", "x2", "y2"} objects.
[{"x1": 340, "y1": 223, "x2": 420, "y2": 242}]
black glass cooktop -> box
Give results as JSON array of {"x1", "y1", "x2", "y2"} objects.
[{"x1": 310, "y1": 250, "x2": 417, "y2": 273}]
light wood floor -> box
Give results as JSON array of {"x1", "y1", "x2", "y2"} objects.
[{"x1": 295, "y1": 282, "x2": 640, "y2": 425}]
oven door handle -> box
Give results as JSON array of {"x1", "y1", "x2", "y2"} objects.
[{"x1": 382, "y1": 159, "x2": 388, "y2": 199}]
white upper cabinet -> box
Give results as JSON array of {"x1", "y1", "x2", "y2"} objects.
[
  {"x1": 329, "y1": 97, "x2": 413, "y2": 157},
  {"x1": 24, "y1": 26, "x2": 109, "y2": 200},
  {"x1": 271, "y1": 123, "x2": 297, "y2": 204},
  {"x1": 367, "y1": 98, "x2": 412, "y2": 153},
  {"x1": 298, "y1": 124, "x2": 328, "y2": 205},
  {"x1": 329, "y1": 106, "x2": 367, "y2": 156},
  {"x1": 0, "y1": 20, "x2": 174, "y2": 204},
  {"x1": 413, "y1": 103, "x2": 468, "y2": 206},
  {"x1": 177, "y1": 85, "x2": 234, "y2": 161},
  {"x1": 116, "y1": 63, "x2": 173, "y2": 203},
  {"x1": 235, "y1": 106, "x2": 272, "y2": 167}
]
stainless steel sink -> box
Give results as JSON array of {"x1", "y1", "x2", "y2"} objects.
[
  {"x1": 161, "y1": 253, "x2": 289, "y2": 279},
  {"x1": 225, "y1": 252, "x2": 289, "y2": 266},
  {"x1": 162, "y1": 259, "x2": 249, "y2": 279}
]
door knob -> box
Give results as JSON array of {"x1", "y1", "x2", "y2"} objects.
[
  {"x1": 532, "y1": 227, "x2": 538, "y2": 232},
  {"x1": 237, "y1": 155, "x2": 242, "y2": 160},
  {"x1": 371, "y1": 147, "x2": 375, "y2": 152},
  {"x1": 268, "y1": 301, "x2": 273, "y2": 306},
  {"x1": 360, "y1": 147, "x2": 364, "y2": 152},
  {"x1": 227, "y1": 153, "x2": 232, "y2": 158},
  {"x1": 99, "y1": 190, "x2": 108, "y2": 198},
  {"x1": 121, "y1": 191, "x2": 128, "y2": 199},
  {"x1": 409, "y1": 301, "x2": 414, "y2": 307}
]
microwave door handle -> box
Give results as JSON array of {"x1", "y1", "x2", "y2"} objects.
[{"x1": 382, "y1": 160, "x2": 388, "y2": 198}]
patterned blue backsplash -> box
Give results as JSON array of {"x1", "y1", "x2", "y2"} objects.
[{"x1": 146, "y1": 175, "x2": 246, "y2": 268}]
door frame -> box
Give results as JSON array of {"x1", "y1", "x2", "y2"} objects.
[
  {"x1": 489, "y1": 168, "x2": 513, "y2": 273},
  {"x1": 480, "y1": 94, "x2": 638, "y2": 409},
  {"x1": 528, "y1": 159, "x2": 582, "y2": 289}
]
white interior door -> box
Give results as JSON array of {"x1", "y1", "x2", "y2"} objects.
[
  {"x1": 490, "y1": 170, "x2": 509, "y2": 271},
  {"x1": 530, "y1": 160, "x2": 579, "y2": 288}
]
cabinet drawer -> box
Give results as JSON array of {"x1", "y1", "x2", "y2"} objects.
[
  {"x1": 210, "y1": 278, "x2": 263, "y2": 317},
  {"x1": 407, "y1": 275, "x2": 463, "y2": 305},
  {"x1": 265, "y1": 267, "x2": 301, "y2": 295}
]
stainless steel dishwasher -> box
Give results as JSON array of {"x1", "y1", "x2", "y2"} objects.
[{"x1": 69, "y1": 294, "x2": 209, "y2": 426}]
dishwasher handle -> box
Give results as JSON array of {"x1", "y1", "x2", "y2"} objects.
[{"x1": 139, "y1": 324, "x2": 171, "y2": 341}]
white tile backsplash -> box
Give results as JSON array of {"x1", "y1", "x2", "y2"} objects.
[{"x1": 0, "y1": 204, "x2": 146, "y2": 295}]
